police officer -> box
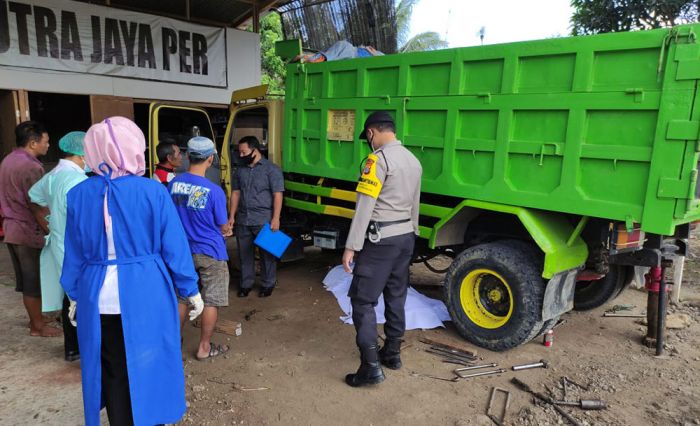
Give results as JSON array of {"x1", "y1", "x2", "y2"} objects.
[{"x1": 341, "y1": 111, "x2": 422, "y2": 387}]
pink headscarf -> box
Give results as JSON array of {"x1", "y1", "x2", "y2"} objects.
[{"x1": 84, "y1": 116, "x2": 146, "y2": 179}]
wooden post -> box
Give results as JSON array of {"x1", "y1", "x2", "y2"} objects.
[
  {"x1": 252, "y1": 1, "x2": 260, "y2": 33},
  {"x1": 16, "y1": 90, "x2": 30, "y2": 122}
]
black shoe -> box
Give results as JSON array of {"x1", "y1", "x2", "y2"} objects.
[
  {"x1": 259, "y1": 287, "x2": 274, "y2": 298},
  {"x1": 345, "y1": 345, "x2": 385, "y2": 387},
  {"x1": 65, "y1": 351, "x2": 80, "y2": 362},
  {"x1": 379, "y1": 338, "x2": 403, "y2": 370},
  {"x1": 238, "y1": 288, "x2": 251, "y2": 298}
]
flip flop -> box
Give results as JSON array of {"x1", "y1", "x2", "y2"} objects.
[{"x1": 196, "y1": 343, "x2": 230, "y2": 361}]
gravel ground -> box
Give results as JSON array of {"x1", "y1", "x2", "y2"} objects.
[{"x1": 0, "y1": 235, "x2": 698, "y2": 425}]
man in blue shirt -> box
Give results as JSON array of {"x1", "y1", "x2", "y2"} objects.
[{"x1": 170, "y1": 137, "x2": 232, "y2": 360}]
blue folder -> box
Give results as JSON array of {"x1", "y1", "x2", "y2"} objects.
[{"x1": 253, "y1": 223, "x2": 292, "y2": 258}]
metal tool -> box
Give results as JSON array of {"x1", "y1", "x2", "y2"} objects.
[
  {"x1": 455, "y1": 363, "x2": 497, "y2": 372},
  {"x1": 511, "y1": 359, "x2": 548, "y2": 371},
  {"x1": 602, "y1": 312, "x2": 646, "y2": 318},
  {"x1": 457, "y1": 368, "x2": 505, "y2": 379},
  {"x1": 425, "y1": 348, "x2": 477, "y2": 363},
  {"x1": 454, "y1": 363, "x2": 498, "y2": 377},
  {"x1": 429, "y1": 345, "x2": 478, "y2": 360},
  {"x1": 442, "y1": 359, "x2": 472, "y2": 366},
  {"x1": 419, "y1": 337, "x2": 478, "y2": 357},
  {"x1": 554, "y1": 400, "x2": 607, "y2": 410},
  {"x1": 486, "y1": 387, "x2": 511, "y2": 426},
  {"x1": 510, "y1": 378, "x2": 581, "y2": 426},
  {"x1": 561, "y1": 377, "x2": 568, "y2": 400},
  {"x1": 563, "y1": 376, "x2": 590, "y2": 391},
  {"x1": 410, "y1": 372, "x2": 459, "y2": 382}
]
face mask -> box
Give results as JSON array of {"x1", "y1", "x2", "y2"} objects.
[
  {"x1": 240, "y1": 151, "x2": 255, "y2": 165},
  {"x1": 80, "y1": 157, "x2": 91, "y2": 173},
  {"x1": 367, "y1": 130, "x2": 375, "y2": 152}
]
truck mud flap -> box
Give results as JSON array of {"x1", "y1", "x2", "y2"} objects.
[{"x1": 542, "y1": 268, "x2": 579, "y2": 321}]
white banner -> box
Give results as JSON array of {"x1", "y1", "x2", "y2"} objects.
[{"x1": 0, "y1": 0, "x2": 228, "y2": 87}]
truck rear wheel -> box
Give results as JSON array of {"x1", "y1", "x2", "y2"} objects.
[
  {"x1": 443, "y1": 242, "x2": 545, "y2": 351},
  {"x1": 573, "y1": 265, "x2": 626, "y2": 311}
]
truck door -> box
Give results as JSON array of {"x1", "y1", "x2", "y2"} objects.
[
  {"x1": 223, "y1": 85, "x2": 284, "y2": 196},
  {"x1": 148, "y1": 103, "x2": 227, "y2": 187}
]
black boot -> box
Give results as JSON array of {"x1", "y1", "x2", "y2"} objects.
[
  {"x1": 379, "y1": 338, "x2": 402, "y2": 370},
  {"x1": 345, "y1": 345, "x2": 385, "y2": 387}
]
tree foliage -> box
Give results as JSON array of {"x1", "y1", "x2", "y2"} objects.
[
  {"x1": 400, "y1": 31, "x2": 449, "y2": 52},
  {"x1": 396, "y1": 0, "x2": 448, "y2": 52},
  {"x1": 260, "y1": 12, "x2": 286, "y2": 94},
  {"x1": 571, "y1": 0, "x2": 699, "y2": 35}
]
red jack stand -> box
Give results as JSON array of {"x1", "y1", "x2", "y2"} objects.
[{"x1": 644, "y1": 261, "x2": 671, "y2": 355}]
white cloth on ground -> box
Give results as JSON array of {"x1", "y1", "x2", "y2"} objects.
[{"x1": 322, "y1": 265, "x2": 450, "y2": 329}]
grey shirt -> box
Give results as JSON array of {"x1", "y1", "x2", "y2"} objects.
[
  {"x1": 346, "y1": 140, "x2": 422, "y2": 251},
  {"x1": 232, "y1": 158, "x2": 285, "y2": 226}
]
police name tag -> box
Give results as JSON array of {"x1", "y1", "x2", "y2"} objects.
[{"x1": 356, "y1": 154, "x2": 382, "y2": 198}]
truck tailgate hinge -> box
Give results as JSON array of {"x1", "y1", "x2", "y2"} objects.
[
  {"x1": 667, "y1": 119, "x2": 700, "y2": 146},
  {"x1": 674, "y1": 42, "x2": 700, "y2": 80},
  {"x1": 658, "y1": 170, "x2": 697, "y2": 199}
]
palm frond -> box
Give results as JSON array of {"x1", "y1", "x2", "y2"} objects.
[{"x1": 399, "y1": 31, "x2": 448, "y2": 52}]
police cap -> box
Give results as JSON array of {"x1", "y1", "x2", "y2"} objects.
[{"x1": 359, "y1": 111, "x2": 395, "y2": 140}]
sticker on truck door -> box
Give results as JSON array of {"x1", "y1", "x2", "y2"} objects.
[
  {"x1": 356, "y1": 154, "x2": 382, "y2": 198},
  {"x1": 327, "y1": 110, "x2": 355, "y2": 141}
]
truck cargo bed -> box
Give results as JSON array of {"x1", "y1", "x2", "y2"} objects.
[{"x1": 283, "y1": 25, "x2": 700, "y2": 235}]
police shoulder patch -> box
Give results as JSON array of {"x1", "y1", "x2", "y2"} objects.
[{"x1": 356, "y1": 153, "x2": 382, "y2": 198}]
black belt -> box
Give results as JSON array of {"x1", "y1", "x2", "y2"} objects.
[
  {"x1": 375, "y1": 219, "x2": 410, "y2": 228},
  {"x1": 367, "y1": 219, "x2": 410, "y2": 243}
]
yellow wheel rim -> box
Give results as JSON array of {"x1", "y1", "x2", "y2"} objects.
[{"x1": 459, "y1": 268, "x2": 513, "y2": 329}]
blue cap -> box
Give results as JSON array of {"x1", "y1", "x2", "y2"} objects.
[
  {"x1": 187, "y1": 136, "x2": 216, "y2": 159},
  {"x1": 59, "y1": 131, "x2": 86, "y2": 156}
]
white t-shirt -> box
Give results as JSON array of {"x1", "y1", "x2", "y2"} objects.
[{"x1": 97, "y1": 194, "x2": 120, "y2": 314}]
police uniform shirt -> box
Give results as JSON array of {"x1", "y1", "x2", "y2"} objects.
[{"x1": 345, "y1": 140, "x2": 422, "y2": 251}]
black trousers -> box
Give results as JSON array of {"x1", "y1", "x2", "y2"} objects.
[
  {"x1": 101, "y1": 314, "x2": 134, "y2": 426},
  {"x1": 61, "y1": 295, "x2": 79, "y2": 357},
  {"x1": 237, "y1": 224, "x2": 277, "y2": 289},
  {"x1": 349, "y1": 233, "x2": 415, "y2": 349}
]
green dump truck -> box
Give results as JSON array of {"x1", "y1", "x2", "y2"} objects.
[{"x1": 150, "y1": 24, "x2": 700, "y2": 350}]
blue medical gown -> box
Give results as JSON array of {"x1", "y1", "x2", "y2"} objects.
[{"x1": 61, "y1": 175, "x2": 199, "y2": 426}]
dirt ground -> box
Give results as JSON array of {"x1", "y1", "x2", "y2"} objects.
[{"x1": 0, "y1": 233, "x2": 699, "y2": 426}]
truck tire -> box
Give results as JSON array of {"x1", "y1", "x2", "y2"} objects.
[
  {"x1": 502, "y1": 240, "x2": 557, "y2": 338},
  {"x1": 573, "y1": 265, "x2": 626, "y2": 311},
  {"x1": 443, "y1": 241, "x2": 546, "y2": 351}
]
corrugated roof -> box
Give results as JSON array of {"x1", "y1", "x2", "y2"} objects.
[{"x1": 73, "y1": 0, "x2": 281, "y2": 28}]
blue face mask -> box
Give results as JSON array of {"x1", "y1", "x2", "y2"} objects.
[{"x1": 82, "y1": 158, "x2": 91, "y2": 173}]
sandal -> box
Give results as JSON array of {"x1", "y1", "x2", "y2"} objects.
[{"x1": 196, "y1": 343, "x2": 230, "y2": 361}]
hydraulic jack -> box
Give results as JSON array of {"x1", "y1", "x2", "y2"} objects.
[{"x1": 643, "y1": 246, "x2": 676, "y2": 356}]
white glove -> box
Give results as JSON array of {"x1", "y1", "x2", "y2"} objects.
[
  {"x1": 68, "y1": 299, "x2": 77, "y2": 327},
  {"x1": 188, "y1": 293, "x2": 204, "y2": 321}
]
